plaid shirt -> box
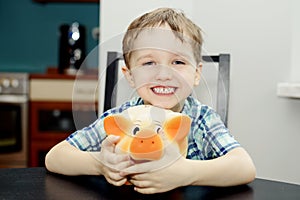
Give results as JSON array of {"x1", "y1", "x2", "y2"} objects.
[{"x1": 67, "y1": 96, "x2": 240, "y2": 160}]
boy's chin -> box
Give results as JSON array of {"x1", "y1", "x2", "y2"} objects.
[{"x1": 151, "y1": 102, "x2": 182, "y2": 112}]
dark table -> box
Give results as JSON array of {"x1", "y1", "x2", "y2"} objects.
[{"x1": 0, "y1": 167, "x2": 300, "y2": 200}]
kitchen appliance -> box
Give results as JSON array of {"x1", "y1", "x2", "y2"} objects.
[
  {"x1": 58, "y1": 22, "x2": 86, "y2": 74},
  {"x1": 0, "y1": 73, "x2": 29, "y2": 168}
]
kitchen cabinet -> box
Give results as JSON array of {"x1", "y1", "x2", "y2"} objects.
[
  {"x1": 29, "y1": 72, "x2": 98, "y2": 167},
  {"x1": 30, "y1": 101, "x2": 97, "y2": 166},
  {"x1": 29, "y1": 101, "x2": 72, "y2": 166}
]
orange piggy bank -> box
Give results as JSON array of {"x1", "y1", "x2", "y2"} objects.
[{"x1": 103, "y1": 105, "x2": 191, "y2": 161}]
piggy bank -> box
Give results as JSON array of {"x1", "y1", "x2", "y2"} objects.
[{"x1": 103, "y1": 105, "x2": 191, "y2": 161}]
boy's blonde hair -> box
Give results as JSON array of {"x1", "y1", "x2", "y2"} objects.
[{"x1": 122, "y1": 7, "x2": 203, "y2": 67}]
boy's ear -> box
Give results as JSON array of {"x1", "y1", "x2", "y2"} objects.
[
  {"x1": 122, "y1": 66, "x2": 135, "y2": 87},
  {"x1": 194, "y1": 62, "x2": 202, "y2": 86},
  {"x1": 163, "y1": 115, "x2": 191, "y2": 142},
  {"x1": 103, "y1": 115, "x2": 131, "y2": 138}
]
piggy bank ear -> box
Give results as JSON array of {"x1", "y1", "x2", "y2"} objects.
[
  {"x1": 163, "y1": 115, "x2": 191, "y2": 141},
  {"x1": 103, "y1": 115, "x2": 131, "y2": 138}
]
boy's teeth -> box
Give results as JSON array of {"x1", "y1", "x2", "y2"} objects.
[{"x1": 152, "y1": 87, "x2": 175, "y2": 94}]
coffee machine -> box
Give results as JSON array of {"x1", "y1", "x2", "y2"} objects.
[{"x1": 58, "y1": 22, "x2": 86, "y2": 74}]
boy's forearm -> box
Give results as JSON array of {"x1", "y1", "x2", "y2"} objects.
[
  {"x1": 184, "y1": 147, "x2": 256, "y2": 187},
  {"x1": 45, "y1": 141, "x2": 102, "y2": 176}
]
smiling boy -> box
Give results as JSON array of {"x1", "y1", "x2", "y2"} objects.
[
  {"x1": 122, "y1": 27, "x2": 200, "y2": 112},
  {"x1": 45, "y1": 7, "x2": 256, "y2": 194}
]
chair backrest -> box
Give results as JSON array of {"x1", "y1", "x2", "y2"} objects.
[{"x1": 103, "y1": 51, "x2": 230, "y2": 126}]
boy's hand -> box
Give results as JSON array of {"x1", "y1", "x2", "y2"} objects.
[
  {"x1": 120, "y1": 140, "x2": 190, "y2": 194},
  {"x1": 124, "y1": 156, "x2": 190, "y2": 194},
  {"x1": 96, "y1": 135, "x2": 134, "y2": 186}
]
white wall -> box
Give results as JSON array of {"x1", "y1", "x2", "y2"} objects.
[
  {"x1": 193, "y1": 0, "x2": 300, "y2": 185},
  {"x1": 99, "y1": 0, "x2": 300, "y2": 184},
  {"x1": 290, "y1": 0, "x2": 300, "y2": 81}
]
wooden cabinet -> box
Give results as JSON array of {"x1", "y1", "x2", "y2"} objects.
[
  {"x1": 29, "y1": 101, "x2": 73, "y2": 167},
  {"x1": 29, "y1": 73, "x2": 98, "y2": 167},
  {"x1": 29, "y1": 101, "x2": 97, "y2": 166}
]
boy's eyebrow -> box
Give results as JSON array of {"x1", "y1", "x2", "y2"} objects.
[
  {"x1": 136, "y1": 54, "x2": 154, "y2": 62},
  {"x1": 172, "y1": 51, "x2": 194, "y2": 60},
  {"x1": 134, "y1": 50, "x2": 194, "y2": 63}
]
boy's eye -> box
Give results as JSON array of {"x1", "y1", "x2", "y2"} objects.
[
  {"x1": 142, "y1": 61, "x2": 155, "y2": 66},
  {"x1": 172, "y1": 60, "x2": 186, "y2": 65}
]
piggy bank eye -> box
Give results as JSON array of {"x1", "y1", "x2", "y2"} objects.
[
  {"x1": 133, "y1": 126, "x2": 140, "y2": 135},
  {"x1": 156, "y1": 126, "x2": 162, "y2": 134}
]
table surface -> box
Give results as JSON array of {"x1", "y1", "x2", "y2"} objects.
[{"x1": 0, "y1": 167, "x2": 300, "y2": 200}]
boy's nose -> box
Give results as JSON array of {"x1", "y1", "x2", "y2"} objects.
[{"x1": 155, "y1": 65, "x2": 173, "y2": 80}]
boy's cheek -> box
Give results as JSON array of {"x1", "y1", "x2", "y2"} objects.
[{"x1": 130, "y1": 69, "x2": 153, "y2": 85}]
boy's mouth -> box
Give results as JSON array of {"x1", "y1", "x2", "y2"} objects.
[{"x1": 151, "y1": 86, "x2": 176, "y2": 95}]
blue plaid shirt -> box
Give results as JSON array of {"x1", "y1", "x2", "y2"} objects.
[{"x1": 67, "y1": 96, "x2": 240, "y2": 160}]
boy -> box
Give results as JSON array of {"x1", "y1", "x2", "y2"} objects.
[{"x1": 45, "y1": 7, "x2": 256, "y2": 194}]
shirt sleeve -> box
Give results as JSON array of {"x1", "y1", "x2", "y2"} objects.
[
  {"x1": 200, "y1": 107, "x2": 240, "y2": 159},
  {"x1": 65, "y1": 97, "x2": 143, "y2": 151},
  {"x1": 66, "y1": 116, "x2": 106, "y2": 151}
]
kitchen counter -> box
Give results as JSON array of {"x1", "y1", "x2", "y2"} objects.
[
  {"x1": 30, "y1": 67, "x2": 98, "y2": 80},
  {"x1": 30, "y1": 68, "x2": 98, "y2": 102}
]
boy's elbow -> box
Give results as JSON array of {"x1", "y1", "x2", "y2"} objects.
[
  {"x1": 240, "y1": 154, "x2": 256, "y2": 185},
  {"x1": 245, "y1": 162, "x2": 256, "y2": 184},
  {"x1": 230, "y1": 147, "x2": 256, "y2": 185},
  {"x1": 239, "y1": 167, "x2": 256, "y2": 186},
  {"x1": 44, "y1": 141, "x2": 66, "y2": 173},
  {"x1": 45, "y1": 149, "x2": 56, "y2": 173}
]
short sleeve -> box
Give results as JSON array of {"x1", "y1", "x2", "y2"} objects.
[
  {"x1": 66, "y1": 97, "x2": 143, "y2": 151},
  {"x1": 66, "y1": 117, "x2": 106, "y2": 151},
  {"x1": 200, "y1": 109, "x2": 240, "y2": 159}
]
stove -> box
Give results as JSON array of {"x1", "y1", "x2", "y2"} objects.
[
  {"x1": 0, "y1": 72, "x2": 29, "y2": 168},
  {"x1": 0, "y1": 73, "x2": 29, "y2": 95}
]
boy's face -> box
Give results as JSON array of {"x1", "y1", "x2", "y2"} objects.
[{"x1": 122, "y1": 26, "x2": 201, "y2": 112}]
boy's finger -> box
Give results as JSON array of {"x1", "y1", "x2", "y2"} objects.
[
  {"x1": 103, "y1": 155, "x2": 133, "y2": 173},
  {"x1": 101, "y1": 135, "x2": 120, "y2": 151},
  {"x1": 120, "y1": 162, "x2": 153, "y2": 176},
  {"x1": 108, "y1": 153, "x2": 131, "y2": 165},
  {"x1": 106, "y1": 174, "x2": 128, "y2": 186},
  {"x1": 115, "y1": 159, "x2": 135, "y2": 171}
]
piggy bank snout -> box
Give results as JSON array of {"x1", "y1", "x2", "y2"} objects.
[{"x1": 130, "y1": 129, "x2": 163, "y2": 160}]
